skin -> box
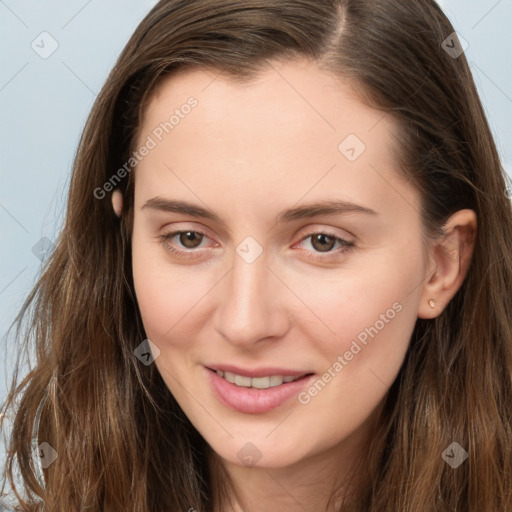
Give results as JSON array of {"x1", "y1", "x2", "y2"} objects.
[{"x1": 127, "y1": 58, "x2": 476, "y2": 511}]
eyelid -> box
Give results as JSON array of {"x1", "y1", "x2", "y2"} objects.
[
  {"x1": 295, "y1": 224, "x2": 355, "y2": 243},
  {"x1": 160, "y1": 222, "x2": 216, "y2": 238}
]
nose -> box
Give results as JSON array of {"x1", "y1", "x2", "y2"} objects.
[{"x1": 213, "y1": 247, "x2": 290, "y2": 348}]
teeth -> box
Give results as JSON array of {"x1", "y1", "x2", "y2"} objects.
[
  {"x1": 252, "y1": 376, "x2": 270, "y2": 389},
  {"x1": 270, "y1": 375, "x2": 283, "y2": 386},
  {"x1": 234, "y1": 374, "x2": 251, "y2": 387},
  {"x1": 216, "y1": 370, "x2": 305, "y2": 389}
]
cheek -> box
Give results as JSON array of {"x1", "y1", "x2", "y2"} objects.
[
  {"x1": 293, "y1": 249, "x2": 423, "y2": 379},
  {"x1": 289, "y1": 272, "x2": 420, "y2": 445},
  {"x1": 132, "y1": 232, "x2": 182, "y2": 342},
  {"x1": 132, "y1": 236, "x2": 218, "y2": 350},
  {"x1": 133, "y1": 263, "x2": 199, "y2": 343}
]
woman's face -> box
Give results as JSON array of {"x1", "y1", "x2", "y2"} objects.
[{"x1": 131, "y1": 58, "x2": 429, "y2": 469}]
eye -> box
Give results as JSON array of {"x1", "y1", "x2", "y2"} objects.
[
  {"x1": 159, "y1": 230, "x2": 214, "y2": 256},
  {"x1": 296, "y1": 231, "x2": 355, "y2": 261},
  {"x1": 158, "y1": 229, "x2": 355, "y2": 261}
]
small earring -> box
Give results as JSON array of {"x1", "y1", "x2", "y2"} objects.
[{"x1": 429, "y1": 299, "x2": 436, "y2": 308}]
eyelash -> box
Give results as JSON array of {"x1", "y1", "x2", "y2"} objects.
[{"x1": 159, "y1": 229, "x2": 355, "y2": 261}]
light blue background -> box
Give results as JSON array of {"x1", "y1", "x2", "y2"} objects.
[{"x1": 0, "y1": 0, "x2": 511, "y2": 488}]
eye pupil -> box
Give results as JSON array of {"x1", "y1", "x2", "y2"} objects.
[{"x1": 312, "y1": 234, "x2": 335, "y2": 252}]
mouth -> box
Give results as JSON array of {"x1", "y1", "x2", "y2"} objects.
[
  {"x1": 205, "y1": 366, "x2": 316, "y2": 414},
  {"x1": 208, "y1": 368, "x2": 311, "y2": 389}
]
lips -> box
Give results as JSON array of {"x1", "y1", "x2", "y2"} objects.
[{"x1": 205, "y1": 365, "x2": 315, "y2": 414}]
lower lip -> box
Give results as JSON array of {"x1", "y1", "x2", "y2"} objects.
[{"x1": 206, "y1": 368, "x2": 315, "y2": 414}]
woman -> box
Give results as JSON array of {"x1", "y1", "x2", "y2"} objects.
[{"x1": 1, "y1": 0, "x2": 511, "y2": 510}]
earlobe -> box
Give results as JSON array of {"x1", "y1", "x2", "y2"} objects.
[
  {"x1": 112, "y1": 189, "x2": 123, "y2": 217},
  {"x1": 417, "y1": 209, "x2": 477, "y2": 319}
]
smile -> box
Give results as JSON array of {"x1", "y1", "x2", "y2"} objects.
[
  {"x1": 213, "y1": 370, "x2": 306, "y2": 389},
  {"x1": 206, "y1": 367, "x2": 316, "y2": 414}
]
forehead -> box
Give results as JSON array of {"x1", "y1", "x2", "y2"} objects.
[
  {"x1": 133, "y1": 58, "x2": 417, "y2": 221},
  {"x1": 140, "y1": 58, "x2": 398, "y2": 155}
]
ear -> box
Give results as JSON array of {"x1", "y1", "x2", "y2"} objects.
[
  {"x1": 112, "y1": 189, "x2": 123, "y2": 217},
  {"x1": 417, "y1": 209, "x2": 477, "y2": 319}
]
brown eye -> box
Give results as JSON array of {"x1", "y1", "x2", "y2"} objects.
[
  {"x1": 159, "y1": 230, "x2": 211, "y2": 256},
  {"x1": 178, "y1": 231, "x2": 204, "y2": 249},
  {"x1": 310, "y1": 233, "x2": 336, "y2": 253},
  {"x1": 296, "y1": 231, "x2": 355, "y2": 261}
]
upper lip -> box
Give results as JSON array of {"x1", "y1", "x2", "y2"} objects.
[{"x1": 206, "y1": 364, "x2": 313, "y2": 378}]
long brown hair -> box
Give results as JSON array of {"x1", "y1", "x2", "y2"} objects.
[{"x1": 2, "y1": 0, "x2": 512, "y2": 510}]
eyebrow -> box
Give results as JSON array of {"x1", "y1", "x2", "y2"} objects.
[{"x1": 141, "y1": 197, "x2": 378, "y2": 226}]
